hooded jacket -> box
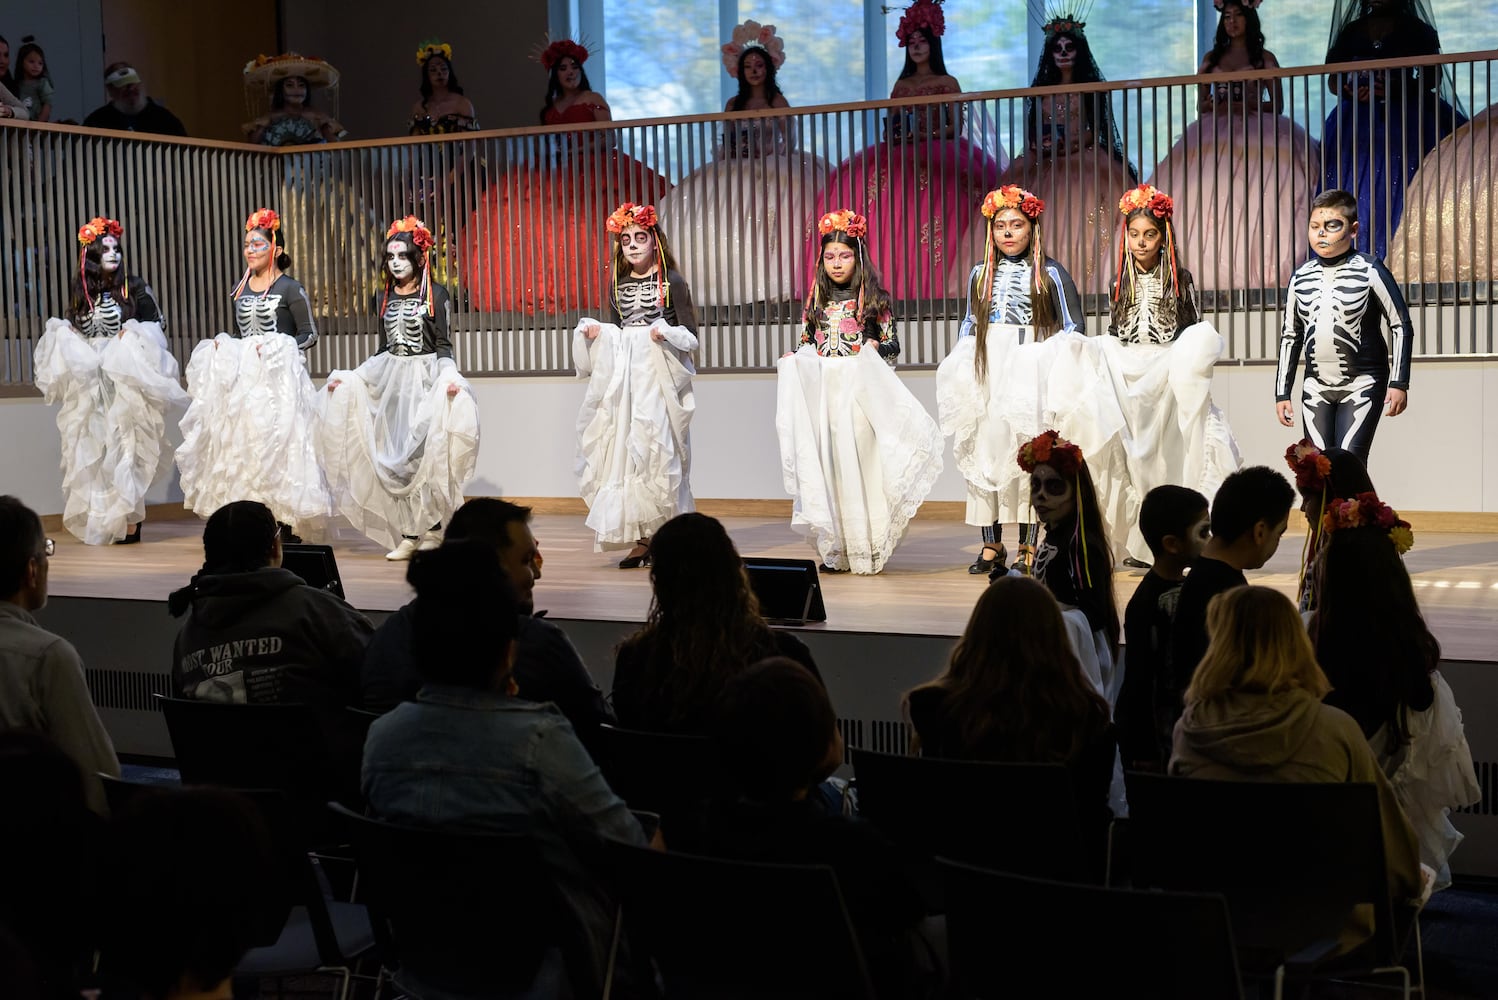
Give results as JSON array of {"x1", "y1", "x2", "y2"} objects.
[{"x1": 172, "y1": 567, "x2": 373, "y2": 708}]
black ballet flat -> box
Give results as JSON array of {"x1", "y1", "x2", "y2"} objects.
[
  {"x1": 968, "y1": 544, "x2": 1005, "y2": 575},
  {"x1": 115, "y1": 523, "x2": 142, "y2": 545},
  {"x1": 1122, "y1": 556, "x2": 1153, "y2": 570},
  {"x1": 820, "y1": 563, "x2": 849, "y2": 574},
  {"x1": 618, "y1": 544, "x2": 651, "y2": 569}
]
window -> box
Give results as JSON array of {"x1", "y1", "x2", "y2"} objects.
[
  {"x1": 742, "y1": 0, "x2": 868, "y2": 108},
  {"x1": 602, "y1": 0, "x2": 722, "y2": 121}
]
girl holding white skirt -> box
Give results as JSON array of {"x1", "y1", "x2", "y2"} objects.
[
  {"x1": 33, "y1": 216, "x2": 188, "y2": 544},
  {"x1": 319, "y1": 216, "x2": 479, "y2": 559}
]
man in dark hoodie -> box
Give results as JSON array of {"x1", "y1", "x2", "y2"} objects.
[{"x1": 169, "y1": 501, "x2": 373, "y2": 708}]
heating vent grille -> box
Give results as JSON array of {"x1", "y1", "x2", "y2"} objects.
[
  {"x1": 1456, "y1": 759, "x2": 1497, "y2": 817},
  {"x1": 86, "y1": 669, "x2": 171, "y2": 712},
  {"x1": 837, "y1": 717, "x2": 910, "y2": 762}
]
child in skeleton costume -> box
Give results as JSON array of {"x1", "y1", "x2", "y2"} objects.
[
  {"x1": 1275, "y1": 189, "x2": 1413, "y2": 463},
  {"x1": 573, "y1": 203, "x2": 697, "y2": 566},
  {"x1": 937, "y1": 185, "x2": 1126, "y2": 575},
  {"x1": 176, "y1": 209, "x2": 330, "y2": 538},
  {"x1": 775, "y1": 210, "x2": 944, "y2": 574},
  {"x1": 1100, "y1": 184, "x2": 1241, "y2": 566},
  {"x1": 33, "y1": 217, "x2": 188, "y2": 544},
  {"x1": 318, "y1": 217, "x2": 479, "y2": 560}
]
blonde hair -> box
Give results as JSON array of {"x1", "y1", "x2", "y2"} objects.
[{"x1": 1185, "y1": 586, "x2": 1330, "y2": 704}]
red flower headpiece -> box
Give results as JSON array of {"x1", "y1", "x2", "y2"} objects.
[
  {"x1": 1043, "y1": 15, "x2": 1088, "y2": 37},
  {"x1": 1323, "y1": 492, "x2": 1414, "y2": 555},
  {"x1": 606, "y1": 202, "x2": 658, "y2": 235},
  {"x1": 1284, "y1": 439, "x2": 1332, "y2": 491},
  {"x1": 1017, "y1": 430, "x2": 1084, "y2": 478},
  {"x1": 895, "y1": 0, "x2": 946, "y2": 45},
  {"x1": 77, "y1": 217, "x2": 123, "y2": 247},
  {"x1": 244, "y1": 208, "x2": 281, "y2": 235},
  {"x1": 539, "y1": 39, "x2": 590, "y2": 71},
  {"x1": 818, "y1": 209, "x2": 868, "y2": 240},
  {"x1": 385, "y1": 215, "x2": 435, "y2": 251},
  {"x1": 982, "y1": 186, "x2": 1045, "y2": 221},
  {"x1": 1118, "y1": 183, "x2": 1173, "y2": 221}
]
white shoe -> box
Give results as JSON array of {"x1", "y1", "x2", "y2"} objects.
[
  {"x1": 417, "y1": 530, "x2": 443, "y2": 551},
  {"x1": 385, "y1": 538, "x2": 419, "y2": 561}
]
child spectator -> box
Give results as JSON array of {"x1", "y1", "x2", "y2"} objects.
[{"x1": 13, "y1": 37, "x2": 51, "y2": 122}]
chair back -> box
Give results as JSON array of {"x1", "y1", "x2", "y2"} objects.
[
  {"x1": 940, "y1": 859, "x2": 1244, "y2": 999},
  {"x1": 329, "y1": 802, "x2": 581, "y2": 995},
  {"x1": 1125, "y1": 773, "x2": 1396, "y2": 961},
  {"x1": 593, "y1": 725, "x2": 719, "y2": 831},
  {"x1": 160, "y1": 697, "x2": 333, "y2": 793},
  {"x1": 851, "y1": 750, "x2": 1086, "y2": 880},
  {"x1": 606, "y1": 840, "x2": 876, "y2": 999}
]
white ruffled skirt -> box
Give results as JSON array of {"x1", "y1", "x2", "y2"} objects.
[
  {"x1": 574, "y1": 322, "x2": 696, "y2": 551},
  {"x1": 775, "y1": 346, "x2": 944, "y2": 574},
  {"x1": 317, "y1": 353, "x2": 479, "y2": 550},
  {"x1": 176, "y1": 333, "x2": 331, "y2": 535},
  {"x1": 33, "y1": 318, "x2": 188, "y2": 544}
]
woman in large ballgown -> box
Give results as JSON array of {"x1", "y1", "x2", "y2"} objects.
[
  {"x1": 1320, "y1": 0, "x2": 1465, "y2": 259},
  {"x1": 33, "y1": 217, "x2": 188, "y2": 545},
  {"x1": 1151, "y1": 0, "x2": 1318, "y2": 292},
  {"x1": 1387, "y1": 105, "x2": 1498, "y2": 285},
  {"x1": 657, "y1": 22, "x2": 820, "y2": 307},
  {"x1": 810, "y1": 0, "x2": 1000, "y2": 301},
  {"x1": 466, "y1": 39, "x2": 670, "y2": 316},
  {"x1": 240, "y1": 54, "x2": 345, "y2": 146},
  {"x1": 998, "y1": 16, "x2": 1137, "y2": 299}
]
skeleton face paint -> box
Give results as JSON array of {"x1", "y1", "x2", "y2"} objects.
[
  {"x1": 1052, "y1": 36, "x2": 1077, "y2": 71},
  {"x1": 1126, "y1": 216, "x2": 1164, "y2": 271},
  {"x1": 99, "y1": 235, "x2": 122, "y2": 273},
  {"x1": 992, "y1": 208, "x2": 1033, "y2": 259},
  {"x1": 619, "y1": 224, "x2": 656, "y2": 274},
  {"x1": 1308, "y1": 208, "x2": 1357, "y2": 259},
  {"x1": 1030, "y1": 464, "x2": 1075, "y2": 527},
  {"x1": 386, "y1": 239, "x2": 416, "y2": 282}
]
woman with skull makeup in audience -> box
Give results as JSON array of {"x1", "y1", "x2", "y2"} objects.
[
  {"x1": 318, "y1": 218, "x2": 479, "y2": 561},
  {"x1": 241, "y1": 54, "x2": 346, "y2": 146},
  {"x1": 176, "y1": 208, "x2": 330, "y2": 541},
  {"x1": 34, "y1": 217, "x2": 188, "y2": 544}
]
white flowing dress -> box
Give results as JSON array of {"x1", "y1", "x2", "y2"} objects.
[
  {"x1": 775, "y1": 300, "x2": 944, "y2": 574},
  {"x1": 33, "y1": 287, "x2": 188, "y2": 544}
]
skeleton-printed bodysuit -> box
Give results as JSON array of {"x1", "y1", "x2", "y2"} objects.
[
  {"x1": 1275, "y1": 249, "x2": 1412, "y2": 461},
  {"x1": 1107, "y1": 265, "x2": 1200, "y2": 345},
  {"x1": 232, "y1": 274, "x2": 319, "y2": 348},
  {"x1": 957, "y1": 253, "x2": 1084, "y2": 342},
  {"x1": 799, "y1": 287, "x2": 900, "y2": 361},
  {"x1": 609, "y1": 269, "x2": 699, "y2": 334},
  {"x1": 74, "y1": 276, "x2": 163, "y2": 338},
  {"x1": 378, "y1": 285, "x2": 453, "y2": 359}
]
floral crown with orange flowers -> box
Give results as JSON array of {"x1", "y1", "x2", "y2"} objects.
[
  {"x1": 722, "y1": 20, "x2": 786, "y2": 77},
  {"x1": 1017, "y1": 429, "x2": 1084, "y2": 478},
  {"x1": 77, "y1": 217, "x2": 123, "y2": 247},
  {"x1": 385, "y1": 215, "x2": 435, "y2": 251},
  {"x1": 1119, "y1": 183, "x2": 1173, "y2": 220},
  {"x1": 886, "y1": 0, "x2": 945, "y2": 45},
  {"x1": 982, "y1": 185, "x2": 1046, "y2": 221},
  {"x1": 607, "y1": 203, "x2": 672, "y2": 312},
  {"x1": 818, "y1": 209, "x2": 869, "y2": 240},
  {"x1": 1323, "y1": 492, "x2": 1415, "y2": 556},
  {"x1": 245, "y1": 208, "x2": 281, "y2": 236},
  {"x1": 1113, "y1": 183, "x2": 1182, "y2": 303},
  {"x1": 607, "y1": 202, "x2": 658, "y2": 234},
  {"x1": 416, "y1": 40, "x2": 453, "y2": 66},
  {"x1": 538, "y1": 38, "x2": 590, "y2": 72}
]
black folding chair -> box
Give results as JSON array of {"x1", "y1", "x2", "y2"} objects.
[
  {"x1": 940, "y1": 858, "x2": 1245, "y2": 999},
  {"x1": 592, "y1": 724, "x2": 719, "y2": 836}
]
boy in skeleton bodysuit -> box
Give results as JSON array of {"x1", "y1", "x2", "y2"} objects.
[{"x1": 1274, "y1": 189, "x2": 1412, "y2": 462}]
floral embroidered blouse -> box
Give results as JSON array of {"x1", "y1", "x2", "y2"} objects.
[{"x1": 799, "y1": 289, "x2": 899, "y2": 362}]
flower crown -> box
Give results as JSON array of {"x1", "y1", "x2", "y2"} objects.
[
  {"x1": 1118, "y1": 183, "x2": 1173, "y2": 221},
  {"x1": 245, "y1": 208, "x2": 281, "y2": 235},
  {"x1": 818, "y1": 210, "x2": 868, "y2": 240},
  {"x1": 416, "y1": 40, "x2": 453, "y2": 66},
  {"x1": 892, "y1": 0, "x2": 945, "y2": 45},
  {"x1": 722, "y1": 20, "x2": 786, "y2": 77},
  {"x1": 1214, "y1": 0, "x2": 1262, "y2": 10},
  {"x1": 385, "y1": 216, "x2": 435, "y2": 251},
  {"x1": 982, "y1": 186, "x2": 1045, "y2": 221},
  {"x1": 1017, "y1": 430, "x2": 1084, "y2": 478},
  {"x1": 1043, "y1": 15, "x2": 1087, "y2": 37},
  {"x1": 539, "y1": 39, "x2": 589, "y2": 71},
  {"x1": 1284, "y1": 439, "x2": 1332, "y2": 491},
  {"x1": 606, "y1": 202, "x2": 657, "y2": 234},
  {"x1": 1323, "y1": 492, "x2": 1414, "y2": 555},
  {"x1": 77, "y1": 217, "x2": 123, "y2": 247}
]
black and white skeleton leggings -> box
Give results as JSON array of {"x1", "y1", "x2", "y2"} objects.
[{"x1": 1301, "y1": 374, "x2": 1385, "y2": 463}]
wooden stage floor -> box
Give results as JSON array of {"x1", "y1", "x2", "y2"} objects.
[{"x1": 47, "y1": 512, "x2": 1498, "y2": 662}]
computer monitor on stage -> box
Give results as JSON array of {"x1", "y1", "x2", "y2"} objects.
[
  {"x1": 743, "y1": 557, "x2": 826, "y2": 626},
  {"x1": 281, "y1": 543, "x2": 346, "y2": 601}
]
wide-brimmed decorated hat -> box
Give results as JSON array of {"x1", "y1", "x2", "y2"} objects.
[{"x1": 243, "y1": 52, "x2": 340, "y2": 89}]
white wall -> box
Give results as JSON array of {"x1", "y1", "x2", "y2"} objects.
[{"x1": 0, "y1": 0, "x2": 103, "y2": 123}]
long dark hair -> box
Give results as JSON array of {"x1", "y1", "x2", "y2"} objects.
[
  {"x1": 1037, "y1": 461, "x2": 1120, "y2": 648},
  {"x1": 419, "y1": 54, "x2": 465, "y2": 104},
  {"x1": 803, "y1": 232, "x2": 894, "y2": 341},
  {"x1": 1311, "y1": 524, "x2": 1439, "y2": 742},
  {"x1": 15, "y1": 36, "x2": 48, "y2": 83},
  {"x1": 897, "y1": 27, "x2": 949, "y2": 80},
  {"x1": 617, "y1": 513, "x2": 781, "y2": 732},
  {"x1": 245, "y1": 224, "x2": 292, "y2": 275},
  {"x1": 1204, "y1": 1, "x2": 1267, "y2": 70},
  {"x1": 969, "y1": 211, "x2": 1061, "y2": 380},
  {"x1": 68, "y1": 239, "x2": 136, "y2": 326},
  {"x1": 270, "y1": 75, "x2": 314, "y2": 111},
  {"x1": 540, "y1": 57, "x2": 593, "y2": 124},
  {"x1": 1109, "y1": 208, "x2": 1198, "y2": 336},
  {"x1": 167, "y1": 501, "x2": 279, "y2": 616},
  {"x1": 728, "y1": 46, "x2": 785, "y2": 111},
  {"x1": 904, "y1": 576, "x2": 1111, "y2": 760}
]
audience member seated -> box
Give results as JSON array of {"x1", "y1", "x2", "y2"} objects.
[
  {"x1": 363, "y1": 542, "x2": 650, "y2": 985},
  {"x1": 1159, "y1": 465, "x2": 1293, "y2": 735},
  {"x1": 360, "y1": 498, "x2": 614, "y2": 749},
  {"x1": 101, "y1": 786, "x2": 277, "y2": 1000},
  {"x1": 1312, "y1": 495, "x2": 1479, "y2": 889},
  {"x1": 169, "y1": 500, "x2": 373, "y2": 708},
  {"x1": 613, "y1": 512, "x2": 820, "y2": 734},
  {"x1": 701, "y1": 657, "x2": 932, "y2": 998},
  {"x1": 1116, "y1": 485, "x2": 1209, "y2": 770},
  {"x1": 82, "y1": 62, "x2": 187, "y2": 136},
  {"x1": 1170, "y1": 585, "x2": 1424, "y2": 933},
  {"x1": 1285, "y1": 439, "x2": 1376, "y2": 611},
  {"x1": 905, "y1": 576, "x2": 1117, "y2": 837},
  {"x1": 0, "y1": 496, "x2": 119, "y2": 814},
  {"x1": 0, "y1": 731, "x2": 107, "y2": 999}
]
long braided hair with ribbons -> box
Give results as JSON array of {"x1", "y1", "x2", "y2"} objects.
[{"x1": 970, "y1": 186, "x2": 1059, "y2": 380}]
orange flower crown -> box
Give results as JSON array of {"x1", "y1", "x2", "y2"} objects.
[
  {"x1": 895, "y1": 0, "x2": 946, "y2": 45},
  {"x1": 77, "y1": 217, "x2": 123, "y2": 247},
  {"x1": 539, "y1": 39, "x2": 590, "y2": 71},
  {"x1": 1118, "y1": 183, "x2": 1173, "y2": 221},
  {"x1": 245, "y1": 208, "x2": 281, "y2": 235},
  {"x1": 416, "y1": 40, "x2": 453, "y2": 66},
  {"x1": 1017, "y1": 430, "x2": 1084, "y2": 478},
  {"x1": 1323, "y1": 492, "x2": 1414, "y2": 555},
  {"x1": 606, "y1": 202, "x2": 658, "y2": 235},
  {"x1": 1284, "y1": 439, "x2": 1332, "y2": 491},
  {"x1": 818, "y1": 209, "x2": 868, "y2": 240},
  {"x1": 385, "y1": 215, "x2": 435, "y2": 251},
  {"x1": 982, "y1": 186, "x2": 1045, "y2": 221}
]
